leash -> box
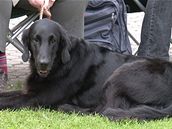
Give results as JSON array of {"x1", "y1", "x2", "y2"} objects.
[
  {"x1": 39, "y1": 6, "x2": 44, "y2": 19},
  {"x1": 39, "y1": 0, "x2": 49, "y2": 19}
]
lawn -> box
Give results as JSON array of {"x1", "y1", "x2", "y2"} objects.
[{"x1": 0, "y1": 109, "x2": 172, "y2": 129}]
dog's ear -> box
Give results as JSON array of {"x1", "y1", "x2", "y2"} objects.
[
  {"x1": 22, "y1": 29, "x2": 30, "y2": 62},
  {"x1": 60, "y1": 27, "x2": 72, "y2": 64}
]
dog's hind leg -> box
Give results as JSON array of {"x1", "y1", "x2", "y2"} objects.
[
  {"x1": 99, "y1": 96, "x2": 131, "y2": 113},
  {"x1": 99, "y1": 80, "x2": 132, "y2": 112},
  {"x1": 102, "y1": 104, "x2": 172, "y2": 120}
]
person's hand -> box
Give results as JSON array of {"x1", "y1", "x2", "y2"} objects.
[{"x1": 28, "y1": 0, "x2": 56, "y2": 18}]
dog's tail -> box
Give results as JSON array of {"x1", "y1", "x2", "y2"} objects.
[{"x1": 102, "y1": 104, "x2": 172, "y2": 120}]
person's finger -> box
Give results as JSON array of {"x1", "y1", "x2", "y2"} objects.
[
  {"x1": 44, "y1": 0, "x2": 49, "y2": 7},
  {"x1": 43, "y1": 7, "x2": 52, "y2": 18},
  {"x1": 28, "y1": 0, "x2": 44, "y2": 10},
  {"x1": 48, "y1": 0, "x2": 56, "y2": 8},
  {"x1": 43, "y1": 0, "x2": 55, "y2": 9}
]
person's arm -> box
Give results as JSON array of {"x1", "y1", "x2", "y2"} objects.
[{"x1": 28, "y1": 0, "x2": 56, "y2": 18}]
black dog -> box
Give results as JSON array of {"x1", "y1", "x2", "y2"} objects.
[{"x1": 0, "y1": 19, "x2": 172, "y2": 120}]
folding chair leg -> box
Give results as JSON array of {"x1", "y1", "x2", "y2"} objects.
[
  {"x1": 7, "y1": 13, "x2": 39, "y2": 53},
  {"x1": 133, "y1": 0, "x2": 146, "y2": 12}
]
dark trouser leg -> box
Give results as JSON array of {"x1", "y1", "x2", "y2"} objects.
[
  {"x1": 137, "y1": 0, "x2": 172, "y2": 60},
  {"x1": 51, "y1": 0, "x2": 88, "y2": 38},
  {"x1": 0, "y1": 0, "x2": 12, "y2": 88},
  {"x1": 0, "y1": 0, "x2": 12, "y2": 52}
]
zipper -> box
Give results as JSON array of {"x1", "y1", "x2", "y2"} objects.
[{"x1": 85, "y1": 12, "x2": 116, "y2": 25}]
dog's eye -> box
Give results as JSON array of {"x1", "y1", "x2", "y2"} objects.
[
  {"x1": 33, "y1": 35, "x2": 40, "y2": 43},
  {"x1": 33, "y1": 38, "x2": 39, "y2": 43},
  {"x1": 49, "y1": 35, "x2": 56, "y2": 44}
]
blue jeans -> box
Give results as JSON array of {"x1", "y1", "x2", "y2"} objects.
[{"x1": 137, "y1": 0, "x2": 172, "y2": 60}]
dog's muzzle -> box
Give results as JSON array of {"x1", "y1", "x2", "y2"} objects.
[
  {"x1": 37, "y1": 62, "x2": 50, "y2": 78},
  {"x1": 38, "y1": 70, "x2": 49, "y2": 78}
]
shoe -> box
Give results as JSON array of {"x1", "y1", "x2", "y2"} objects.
[
  {"x1": 0, "y1": 69, "x2": 7, "y2": 88},
  {"x1": 0, "y1": 52, "x2": 8, "y2": 89}
]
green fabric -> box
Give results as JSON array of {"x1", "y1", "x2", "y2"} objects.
[{"x1": 11, "y1": 8, "x2": 33, "y2": 18}]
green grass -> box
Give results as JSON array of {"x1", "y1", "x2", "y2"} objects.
[
  {"x1": 0, "y1": 109, "x2": 172, "y2": 129},
  {"x1": 7, "y1": 80, "x2": 24, "y2": 91},
  {"x1": 2, "y1": 83, "x2": 172, "y2": 129}
]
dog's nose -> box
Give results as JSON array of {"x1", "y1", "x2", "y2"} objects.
[
  {"x1": 39, "y1": 59, "x2": 49, "y2": 68},
  {"x1": 40, "y1": 62, "x2": 48, "y2": 68}
]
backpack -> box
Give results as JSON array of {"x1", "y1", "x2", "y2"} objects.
[{"x1": 84, "y1": 0, "x2": 132, "y2": 55}]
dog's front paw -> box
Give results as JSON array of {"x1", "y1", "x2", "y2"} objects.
[
  {"x1": 58, "y1": 104, "x2": 76, "y2": 113},
  {"x1": 102, "y1": 108, "x2": 131, "y2": 121},
  {"x1": 58, "y1": 104, "x2": 91, "y2": 114}
]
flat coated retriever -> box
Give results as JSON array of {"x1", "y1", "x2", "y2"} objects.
[{"x1": 0, "y1": 19, "x2": 172, "y2": 120}]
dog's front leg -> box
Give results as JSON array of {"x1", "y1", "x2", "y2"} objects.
[
  {"x1": 0, "y1": 93, "x2": 37, "y2": 110},
  {"x1": 0, "y1": 90, "x2": 23, "y2": 98},
  {"x1": 58, "y1": 104, "x2": 91, "y2": 114}
]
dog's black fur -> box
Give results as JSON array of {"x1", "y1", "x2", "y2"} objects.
[
  {"x1": 1, "y1": 19, "x2": 172, "y2": 120},
  {"x1": 101, "y1": 59, "x2": 172, "y2": 120}
]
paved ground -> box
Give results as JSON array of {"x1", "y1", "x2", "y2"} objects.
[{"x1": 5, "y1": 12, "x2": 172, "y2": 88}]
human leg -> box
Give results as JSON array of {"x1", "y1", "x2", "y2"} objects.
[
  {"x1": 0, "y1": 0, "x2": 12, "y2": 87},
  {"x1": 51, "y1": 0, "x2": 88, "y2": 38},
  {"x1": 0, "y1": 0, "x2": 12, "y2": 52},
  {"x1": 137, "y1": 0, "x2": 172, "y2": 60}
]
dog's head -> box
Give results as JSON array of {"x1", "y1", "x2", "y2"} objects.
[{"x1": 22, "y1": 19, "x2": 71, "y2": 78}]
